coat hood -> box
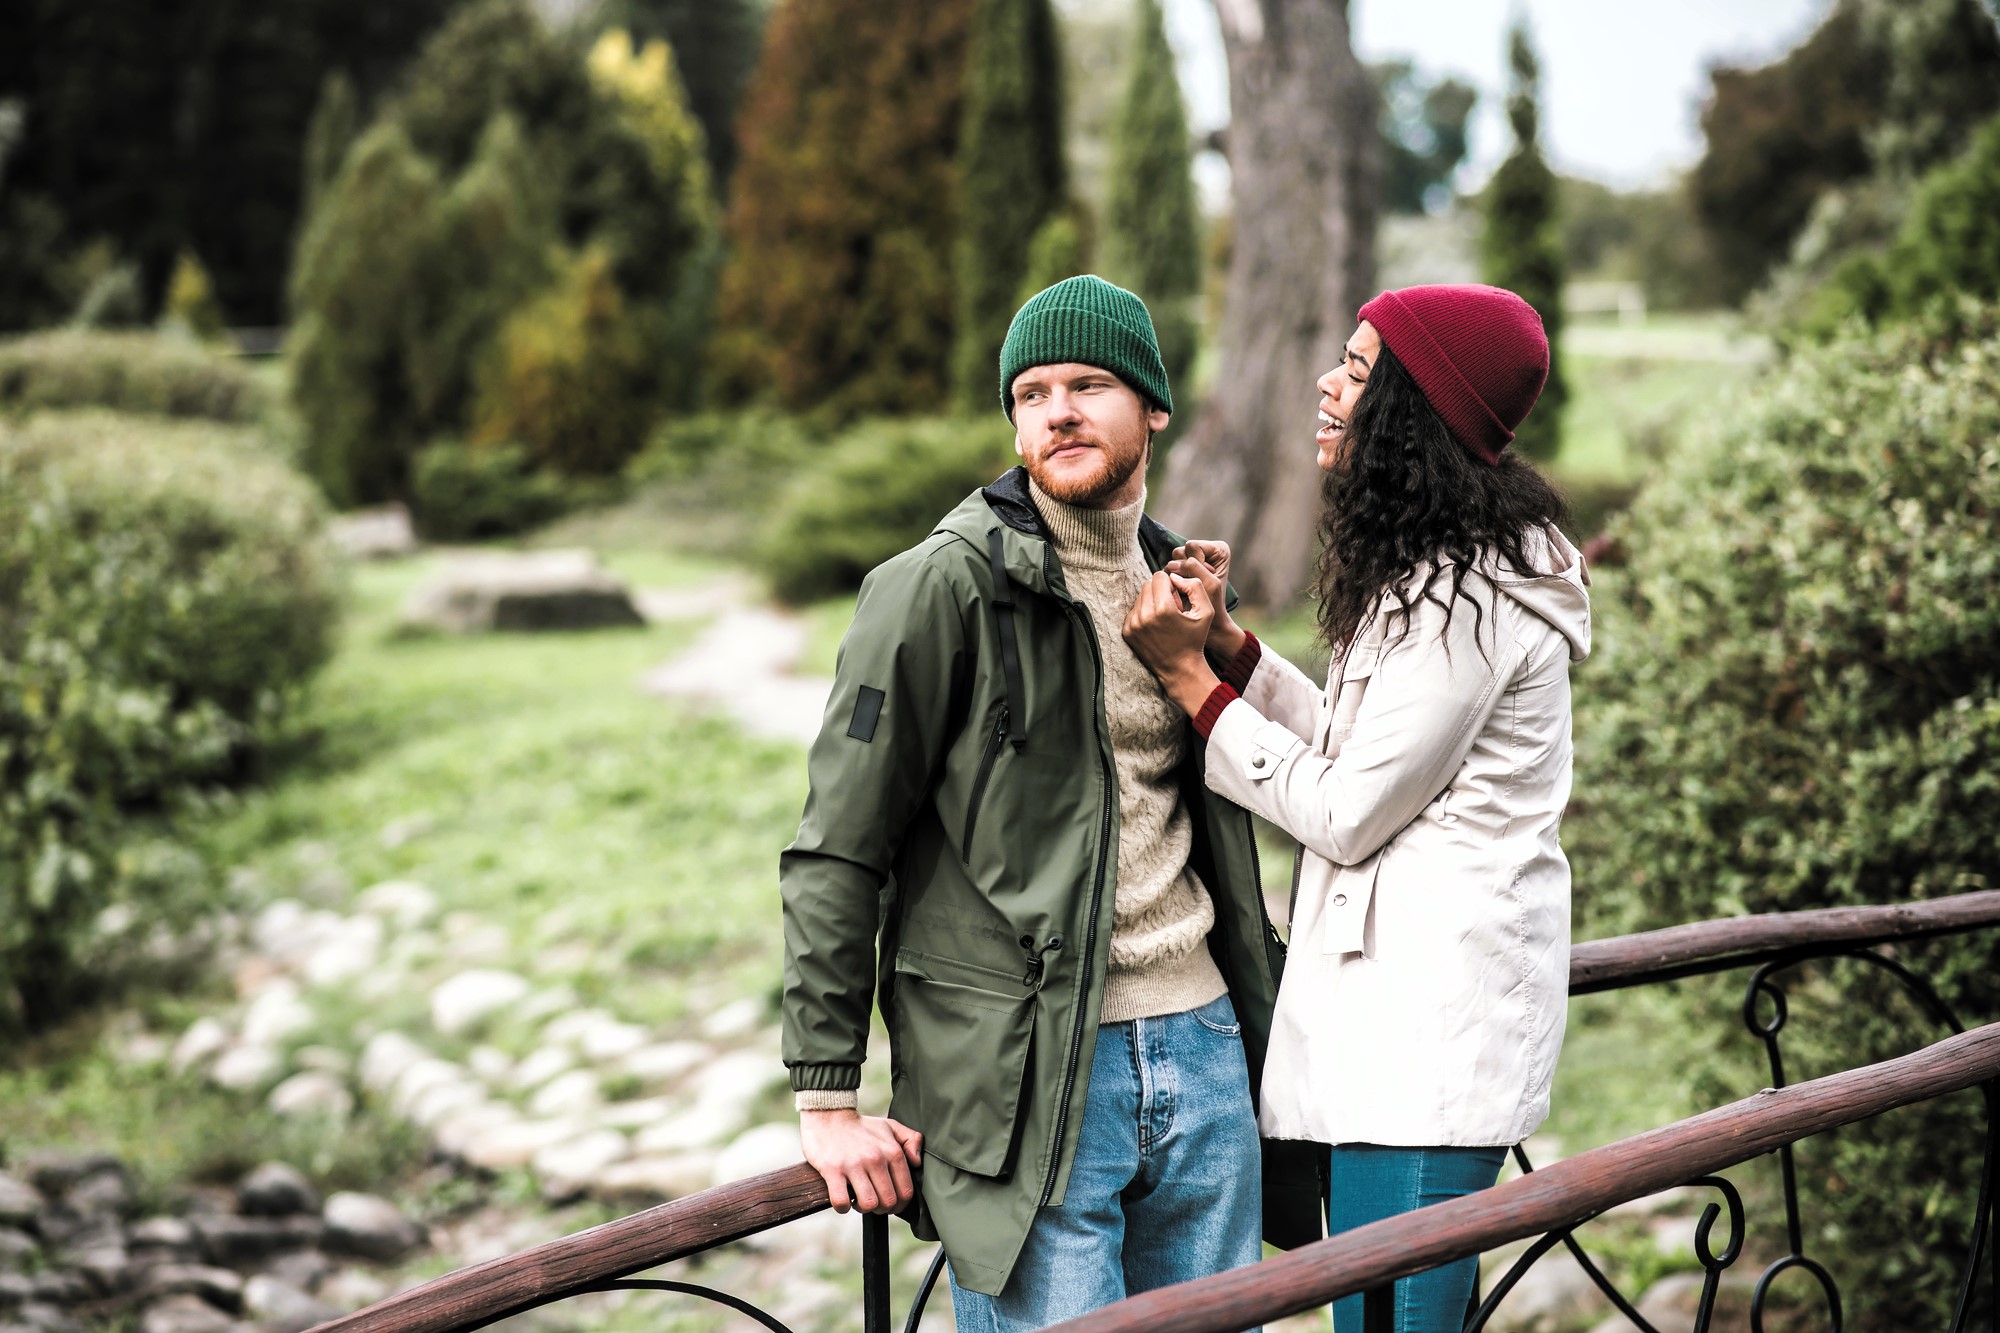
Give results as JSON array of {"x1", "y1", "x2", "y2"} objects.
[{"x1": 1486, "y1": 523, "x2": 1592, "y2": 662}]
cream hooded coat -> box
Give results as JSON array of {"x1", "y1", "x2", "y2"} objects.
[{"x1": 1204, "y1": 526, "x2": 1592, "y2": 1148}]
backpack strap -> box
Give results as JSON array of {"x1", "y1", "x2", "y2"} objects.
[{"x1": 985, "y1": 527, "x2": 1030, "y2": 752}]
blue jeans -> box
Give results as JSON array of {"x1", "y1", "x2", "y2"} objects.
[
  {"x1": 1327, "y1": 1144, "x2": 1508, "y2": 1333},
  {"x1": 948, "y1": 994, "x2": 1264, "y2": 1333}
]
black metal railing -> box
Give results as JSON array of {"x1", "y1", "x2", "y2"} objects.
[{"x1": 305, "y1": 889, "x2": 2000, "y2": 1333}]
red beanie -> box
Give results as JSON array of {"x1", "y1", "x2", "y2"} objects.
[{"x1": 1357, "y1": 285, "x2": 1549, "y2": 465}]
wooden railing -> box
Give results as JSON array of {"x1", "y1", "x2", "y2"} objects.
[{"x1": 306, "y1": 889, "x2": 2000, "y2": 1333}]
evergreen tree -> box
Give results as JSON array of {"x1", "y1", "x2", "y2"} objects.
[
  {"x1": 1480, "y1": 23, "x2": 1565, "y2": 463},
  {"x1": 299, "y1": 72, "x2": 359, "y2": 229},
  {"x1": 950, "y1": 0, "x2": 1067, "y2": 413},
  {"x1": 712, "y1": 0, "x2": 978, "y2": 419},
  {"x1": 1374, "y1": 61, "x2": 1477, "y2": 215},
  {"x1": 594, "y1": 0, "x2": 766, "y2": 190},
  {"x1": 1103, "y1": 0, "x2": 1202, "y2": 411}
]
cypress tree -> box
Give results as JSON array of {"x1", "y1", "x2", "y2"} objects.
[
  {"x1": 1480, "y1": 22, "x2": 1566, "y2": 463},
  {"x1": 950, "y1": 0, "x2": 1067, "y2": 413},
  {"x1": 299, "y1": 72, "x2": 358, "y2": 234},
  {"x1": 712, "y1": 0, "x2": 977, "y2": 419},
  {"x1": 593, "y1": 0, "x2": 766, "y2": 190},
  {"x1": 1103, "y1": 0, "x2": 1202, "y2": 408}
]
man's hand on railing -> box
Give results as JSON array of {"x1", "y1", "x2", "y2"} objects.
[{"x1": 799, "y1": 1109, "x2": 924, "y2": 1214}]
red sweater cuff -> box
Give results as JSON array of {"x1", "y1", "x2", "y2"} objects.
[
  {"x1": 1215, "y1": 631, "x2": 1262, "y2": 693},
  {"x1": 1192, "y1": 683, "x2": 1240, "y2": 739}
]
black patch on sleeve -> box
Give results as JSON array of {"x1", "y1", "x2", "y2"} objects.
[{"x1": 847, "y1": 686, "x2": 886, "y2": 742}]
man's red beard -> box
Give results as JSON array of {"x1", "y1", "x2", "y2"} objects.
[{"x1": 1026, "y1": 433, "x2": 1148, "y2": 506}]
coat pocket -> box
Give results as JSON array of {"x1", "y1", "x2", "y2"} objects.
[{"x1": 890, "y1": 950, "x2": 1036, "y2": 1178}]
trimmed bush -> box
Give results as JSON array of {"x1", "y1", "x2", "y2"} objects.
[
  {"x1": 410, "y1": 440, "x2": 574, "y2": 540},
  {"x1": 758, "y1": 416, "x2": 1016, "y2": 603},
  {"x1": 1570, "y1": 303, "x2": 2000, "y2": 1326},
  {"x1": 0, "y1": 411, "x2": 339, "y2": 1030},
  {"x1": 0, "y1": 331, "x2": 265, "y2": 422}
]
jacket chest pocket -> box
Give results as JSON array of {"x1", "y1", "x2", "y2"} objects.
[
  {"x1": 1325, "y1": 639, "x2": 1381, "y2": 752},
  {"x1": 889, "y1": 950, "x2": 1036, "y2": 1178}
]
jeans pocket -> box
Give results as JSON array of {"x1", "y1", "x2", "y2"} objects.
[{"x1": 1189, "y1": 997, "x2": 1242, "y2": 1037}]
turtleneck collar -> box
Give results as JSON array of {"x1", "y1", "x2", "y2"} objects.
[{"x1": 1031, "y1": 477, "x2": 1146, "y2": 572}]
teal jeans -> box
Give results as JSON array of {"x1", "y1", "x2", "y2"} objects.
[{"x1": 1327, "y1": 1143, "x2": 1508, "y2": 1333}]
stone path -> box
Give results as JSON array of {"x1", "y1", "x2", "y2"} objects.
[{"x1": 642, "y1": 594, "x2": 834, "y2": 747}]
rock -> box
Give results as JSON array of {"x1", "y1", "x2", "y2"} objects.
[
  {"x1": 321, "y1": 1194, "x2": 422, "y2": 1263},
  {"x1": 191, "y1": 1216, "x2": 319, "y2": 1267},
  {"x1": 429, "y1": 970, "x2": 530, "y2": 1036},
  {"x1": 242, "y1": 982, "x2": 315, "y2": 1047},
  {"x1": 595, "y1": 1098, "x2": 679, "y2": 1130},
  {"x1": 1588, "y1": 1271, "x2": 1760, "y2": 1333},
  {"x1": 357, "y1": 881, "x2": 438, "y2": 929},
  {"x1": 138, "y1": 1294, "x2": 238, "y2": 1333},
  {"x1": 572, "y1": 1018, "x2": 648, "y2": 1063},
  {"x1": 171, "y1": 1019, "x2": 232, "y2": 1075},
  {"x1": 0, "y1": 1179, "x2": 42, "y2": 1230},
  {"x1": 316, "y1": 1269, "x2": 388, "y2": 1313},
  {"x1": 619, "y1": 1042, "x2": 708, "y2": 1085},
  {"x1": 0, "y1": 1273, "x2": 31, "y2": 1308},
  {"x1": 507, "y1": 1047, "x2": 575, "y2": 1094},
  {"x1": 291, "y1": 1047, "x2": 351, "y2": 1076},
  {"x1": 120, "y1": 1033, "x2": 172, "y2": 1068},
  {"x1": 532, "y1": 1132, "x2": 630, "y2": 1197},
  {"x1": 711, "y1": 1124, "x2": 801, "y2": 1189},
  {"x1": 139, "y1": 1267, "x2": 245, "y2": 1313},
  {"x1": 406, "y1": 1081, "x2": 487, "y2": 1132},
  {"x1": 249, "y1": 901, "x2": 311, "y2": 958},
  {"x1": 268, "y1": 1072, "x2": 354, "y2": 1120},
  {"x1": 328, "y1": 505, "x2": 417, "y2": 561},
  {"x1": 0, "y1": 1231, "x2": 36, "y2": 1271},
  {"x1": 237, "y1": 1164, "x2": 319, "y2": 1218},
  {"x1": 357, "y1": 1032, "x2": 429, "y2": 1094},
  {"x1": 514, "y1": 987, "x2": 578, "y2": 1026},
  {"x1": 528, "y1": 1070, "x2": 601, "y2": 1119},
  {"x1": 460, "y1": 1120, "x2": 589, "y2": 1172},
  {"x1": 588, "y1": 1154, "x2": 714, "y2": 1203},
  {"x1": 243, "y1": 1276, "x2": 340, "y2": 1333},
  {"x1": 17, "y1": 1302, "x2": 81, "y2": 1333},
  {"x1": 62, "y1": 1168, "x2": 133, "y2": 1220},
  {"x1": 432, "y1": 1105, "x2": 519, "y2": 1160},
  {"x1": 701, "y1": 999, "x2": 765, "y2": 1042},
  {"x1": 541, "y1": 1008, "x2": 616, "y2": 1047},
  {"x1": 26, "y1": 1272, "x2": 87, "y2": 1307},
  {"x1": 209, "y1": 1044, "x2": 283, "y2": 1092},
  {"x1": 689, "y1": 1051, "x2": 785, "y2": 1111},
  {"x1": 257, "y1": 1250, "x2": 333, "y2": 1298},
  {"x1": 1483, "y1": 1245, "x2": 1608, "y2": 1332},
  {"x1": 633, "y1": 1108, "x2": 735, "y2": 1156},
  {"x1": 466, "y1": 1046, "x2": 513, "y2": 1083},
  {"x1": 399, "y1": 550, "x2": 644, "y2": 635},
  {"x1": 65, "y1": 1243, "x2": 134, "y2": 1296},
  {"x1": 304, "y1": 916, "x2": 383, "y2": 986},
  {"x1": 127, "y1": 1217, "x2": 199, "y2": 1261},
  {"x1": 389, "y1": 1056, "x2": 462, "y2": 1108},
  {"x1": 21, "y1": 1154, "x2": 123, "y2": 1200}
]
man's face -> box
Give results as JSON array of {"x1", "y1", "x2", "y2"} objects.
[{"x1": 1010, "y1": 363, "x2": 1170, "y2": 508}]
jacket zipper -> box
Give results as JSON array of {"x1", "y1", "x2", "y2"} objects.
[
  {"x1": 959, "y1": 706, "x2": 1009, "y2": 862},
  {"x1": 1041, "y1": 599, "x2": 1115, "y2": 1209}
]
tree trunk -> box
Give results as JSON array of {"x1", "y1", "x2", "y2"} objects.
[{"x1": 1155, "y1": 0, "x2": 1378, "y2": 609}]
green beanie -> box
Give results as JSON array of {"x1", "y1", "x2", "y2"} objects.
[{"x1": 998, "y1": 274, "x2": 1172, "y2": 419}]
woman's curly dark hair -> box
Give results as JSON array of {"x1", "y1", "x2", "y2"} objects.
[{"x1": 1314, "y1": 339, "x2": 1568, "y2": 656}]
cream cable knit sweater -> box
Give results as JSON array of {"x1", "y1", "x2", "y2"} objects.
[{"x1": 1031, "y1": 480, "x2": 1227, "y2": 1025}]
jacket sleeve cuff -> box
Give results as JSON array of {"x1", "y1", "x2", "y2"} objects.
[
  {"x1": 795, "y1": 1089, "x2": 860, "y2": 1112},
  {"x1": 789, "y1": 1061, "x2": 863, "y2": 1093},
  {"x1": 1193, "y1": 683, "x2": 1241, "y2": 739},
  {"x1": 1214, "y1": 631, "x2": 1262, "y2": 693}
]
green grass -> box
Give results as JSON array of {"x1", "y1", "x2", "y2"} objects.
[
  {"x1": 202, "y1": 554, "x2": 807, "y2": 1028},
  {"x1": 1555, "y1": 313, "x2": 1771, "y2": 483}
]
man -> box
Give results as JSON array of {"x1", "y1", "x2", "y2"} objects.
[{"x1": 780, "y1": 276, "x2": 1309, "y2": 1328}]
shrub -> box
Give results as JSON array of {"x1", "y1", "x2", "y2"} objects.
[
  {"x1": 410, "y1": 440, "x2": 574, "y2": 540},
  {"x1": 473, "y1": 248, "x2": 654, "y2": 477},
  {"x1": 758, "y1": 415, "x2": 1016, "y2": 603},
  {"x1": 1570, "y1": 303, "x2": 2000, "y2": 1325},
  {"x1": 0, "y1": 411, "x2": 339, "y2": 1031},
  {"x1": 0, "y1": 331, "x2": 265, "y2": 422}
]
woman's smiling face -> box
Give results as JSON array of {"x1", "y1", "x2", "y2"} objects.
[{"x1": 1315, "y1": 320, "x2": 1381, "y2": 471}]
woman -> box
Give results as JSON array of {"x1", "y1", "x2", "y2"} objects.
[{"x1": 1122, "y1": 284, "x2": 1590, "y2": 1332}]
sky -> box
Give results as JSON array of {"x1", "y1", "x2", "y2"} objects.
[{"x1": 1158, "y1": 0, "x2": 1831, "y2": 192}]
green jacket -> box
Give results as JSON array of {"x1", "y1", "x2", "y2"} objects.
[{"x1": 780, "y1": 466, "x2": 1317, "y2": 1295}]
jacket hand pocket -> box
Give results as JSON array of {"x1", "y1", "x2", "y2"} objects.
[{"x1": 889, "y1": 951, "x2": 1035, "y2": 1178}]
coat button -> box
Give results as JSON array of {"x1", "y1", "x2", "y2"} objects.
[
  {"x1": 1251, "y1": 755, "x2": 1267, "y2": 770},
  {"x1": 1332, "y1": 894, "x2": 1348, "y2": 907}
]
